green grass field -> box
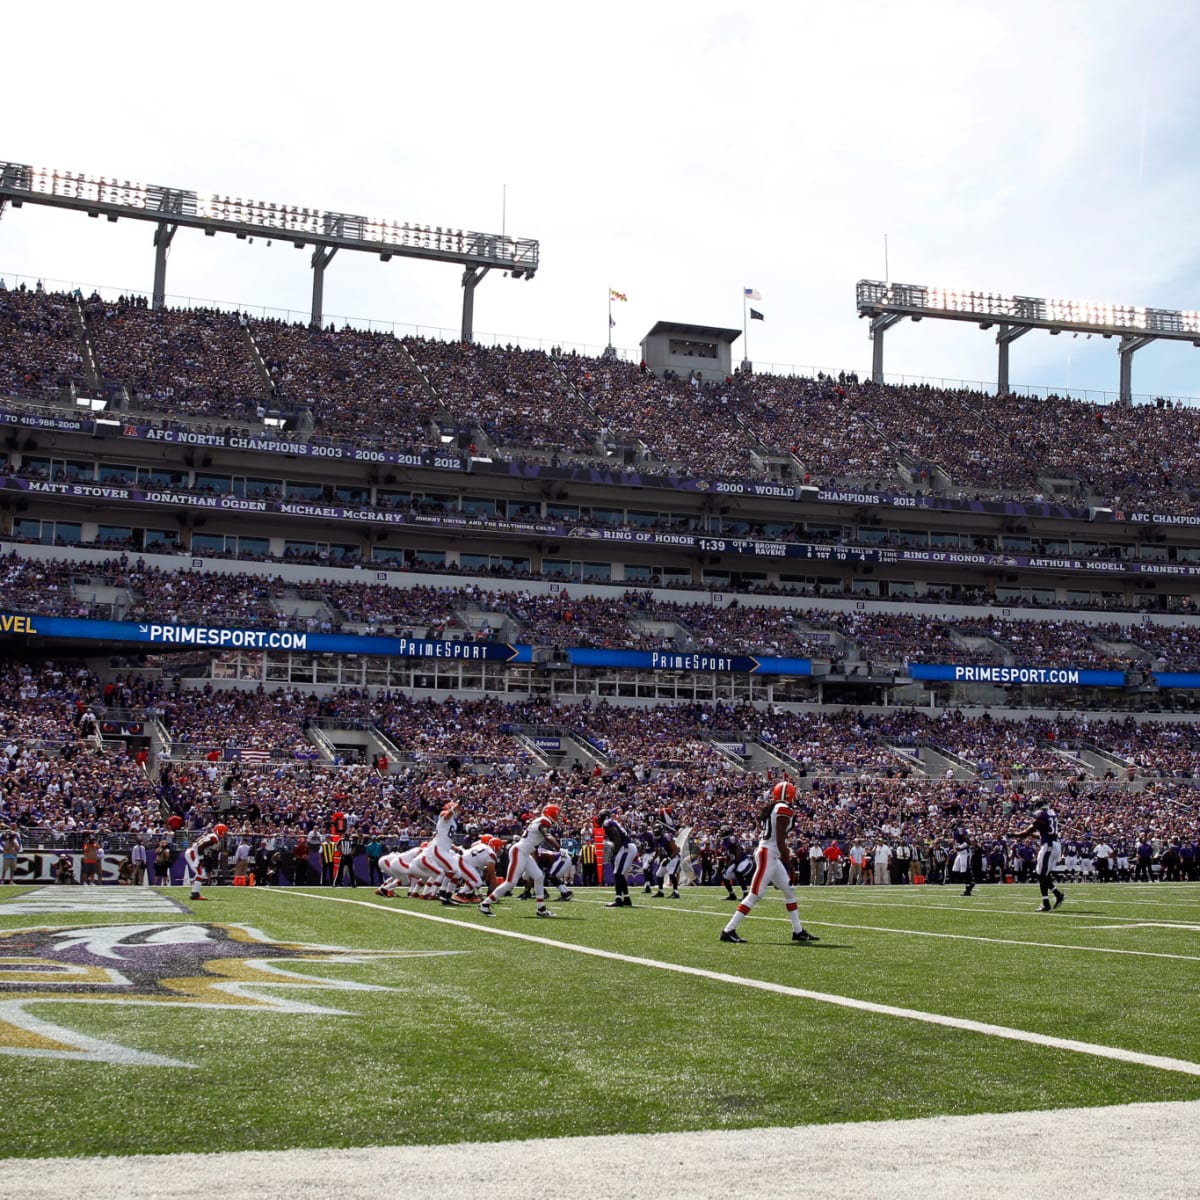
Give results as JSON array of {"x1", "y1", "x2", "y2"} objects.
[{"x1": 2, "y1": 880, "x2": 1199, "y2": 1159}]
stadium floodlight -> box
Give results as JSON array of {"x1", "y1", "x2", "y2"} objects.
[
  {"x1": 857, "y1": 278, "x2": 1200, "y2": 402},
  {"x1": 0, "y1": 157, "x2": 539, "y2": 340}
]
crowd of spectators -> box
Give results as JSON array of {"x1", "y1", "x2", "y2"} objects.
[
  {"x1": 8, "y1": 288, "x2": 1200, "y2": 510},
  {"x1": 3, "y1": 661, "x2": 1200, "y2": 883},
  {"x1": 324, "y1": 580, "x2": 474, "y2": 637},
  {"x1": 123, "y1": 565, "x2": 291, "y2": 627},
  {"x1": 255, "y1": 321, "x2": 436, "y2": 450},
  {"x1": 406, "y1": 337, "x2": 597, "y2": 456},
  {"x1": 0, "y1": 283, "x2": 86, "y2": 400},
  {"x1": 558, "y1": 354, "x2": 770, "y2": 480},
  {"x1": 9, "y1": 552, "x2": 1200, "y2": 672},
  {"x1": 0, "y1": 555, "x2": 94, "y2": 617},
  {"x1": 83, "y1": 298, "x2": 267, "y2": 418}
]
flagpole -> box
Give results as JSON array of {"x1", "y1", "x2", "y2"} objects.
[
  {"x1": 743, "y1": 291, "x2": 750, "y2": 368},
  {"x1": 607, "y1": 287, "x2": 613, "y2": 351}
]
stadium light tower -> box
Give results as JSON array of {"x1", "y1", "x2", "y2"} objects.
[
  {"x1": 0, "y1": 160, "x2": 539, "y2": 339},
  {"x1": 856, "y1": 279, "x2": 1200, "y2": 402}
]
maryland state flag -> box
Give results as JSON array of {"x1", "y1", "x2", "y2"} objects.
[{"x1": 609, "y1": 289, "x2": 627, "y2": 302}]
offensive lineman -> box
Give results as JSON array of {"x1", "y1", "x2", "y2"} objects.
[
  {"x1": 720, "y1": 781, "x2": 819, "y2": 944},
  {"x1": 449, "y1": 835, "x2": 502, "y2": 904},
  {"x1": 376, "y1": 843, "x2": 427, "y2": 897}
]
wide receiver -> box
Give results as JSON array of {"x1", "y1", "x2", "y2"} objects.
[
  {"x1": 720, "y1": 781, "x2": 818, "y2": 944},
  {"x1": 185, "y1": 824, "x2": 227, "y2": 901}
]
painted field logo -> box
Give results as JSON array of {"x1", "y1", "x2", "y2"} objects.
[{"x1": 0, "y1": 922, "x2": 459, "y2": 1067}]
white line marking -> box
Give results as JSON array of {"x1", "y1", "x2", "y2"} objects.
[
  {"x1": 269, "y1": 890, "x2": 1200, "y2": 1078},
  {"x1": 792, "y1": 892, "x2": 1200, "y2": 926},
  {"x1": 572, "y1": 897, "x2": 1200, "y2": 962},
  {"x1": 1083, "y1": 922, "x2": 1200, "y2": 932}
]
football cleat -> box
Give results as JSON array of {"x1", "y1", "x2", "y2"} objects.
[
  {"x1": 535, "y1": 908, "x2": 556, "y2": 918},
  {"x1": 669, "y1": 891, "x2": 680, "y2": 899},
  {"x1": 621, "y1": 896, "x2": 633, "y2": 907},
  {"x1": 720, "y1": 930, "x2": 747, "y2": 943},
  {"x1": 478, "y1": 901, "x2": 494, "y2": 917},
  {"x1": 1038, "y1": 901, "x2": 1051, "y2": 912},
  {"x1": 559, "y1": 890, "x2": 574, "y2": 902},
  {"x1": 653, "y1": 891, "x2": 665, "y2": 898},
  {"x1": 604, "y1": 898, "x2": 624, "y2": 908},
  {"x1": 791, "y1": 929, "x2": 820, "y2": 943},
  {"x1": 1053, "y1": 890, "x2": 1066, "y2": 909},
  {"x1": 723, "y1": 893, "x2": 739, "y2": 901}
]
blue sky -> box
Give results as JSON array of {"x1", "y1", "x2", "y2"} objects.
[{"x1": 5, "y1": 0, "x2": 1200, "y2": 403}]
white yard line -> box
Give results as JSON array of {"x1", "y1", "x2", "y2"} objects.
[{"x1": 269, "y1": 890, "x2": 1200, "y2": 1078}]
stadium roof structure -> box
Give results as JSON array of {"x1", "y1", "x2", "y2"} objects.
[
  {"x1": 856, "y1": 278, "x2": 1200, "y2": 403},
  {"x1": 0, "y1": 159, "x2": 539, "y2": 339},
  {"x1": 642, "y1": 321, "x2": 741, "y2": 343}
]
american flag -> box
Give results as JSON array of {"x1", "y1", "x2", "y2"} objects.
[{"x1": 236, "y1": 749, "x2": 272, "y2": 763}]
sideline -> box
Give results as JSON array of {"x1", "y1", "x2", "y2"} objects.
[
  {"x1": 784, "y1": 890, "x2": 1200, "y2": 924},
  {"x1": 570, "y1": 895, "x2": 1200, "y2": 963},
  {"x1": 269, "y1": 889, "x2": 1200, "y2": 1077},
  {"x1": 5, "y1": 1099, "x2": 1200, "y2": 1200}
]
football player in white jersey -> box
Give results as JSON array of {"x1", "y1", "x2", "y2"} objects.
[
  {"x1": 448, "y1": 836, "x2": 502, "y2": 903},
  {"x1": 720, "y1": 781, "x2": 818, "y2": 944},
  {"x1": 429, "y1": 800, "x2": 467, "y2": 902},
  {"x1": 185, "y1": 824, "x2": 227, "y2": 901},
  {"x1": 376, "y1": 843, "x2": 428, "y2": 897},
  {"x1": 479, "y1": 804, "x2": 561, "y2": 918}
]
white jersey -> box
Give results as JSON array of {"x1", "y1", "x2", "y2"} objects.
[
  {"x1": 184, "y1": 831, "x2": 219, "y2": 867},
  {"x1": 516, "y1": 814, "x2": 555, "y2": 854},
  {"x1": 758, "y1": 800, "x2": 794, "y2": 853},
  {"x1": 434, "y1": 806, "x2": 459, "y2": 850},
  {"x1": 459, "y1": 841, "x2": 497, "y2": 877},
  {"x1": 380, "y1": 845, "x2": 424, "y2": 879}
]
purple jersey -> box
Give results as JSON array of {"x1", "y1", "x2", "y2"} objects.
[{"x1": 1032, "y1": 809, "x2": 1060, "y2": 845}]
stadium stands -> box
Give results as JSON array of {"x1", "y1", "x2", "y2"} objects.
[
  {"x1": 4, "y1": 284, "x2": 1200, "y2": 508},
  {"x1": 2, "y1": 279, "x2": 1200, "y2": 884}
]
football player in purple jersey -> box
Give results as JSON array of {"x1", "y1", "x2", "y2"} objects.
[
  {"x1": 1011, "y1": 800, "x2": 1066, "y2": 912},
  {"x1": 597, "y1": 810, "x2": 638, "y2": 908}
]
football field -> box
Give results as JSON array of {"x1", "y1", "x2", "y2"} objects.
[{"x1": 2, "y1": 880, "x2": 1199, "y2": 1196}]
